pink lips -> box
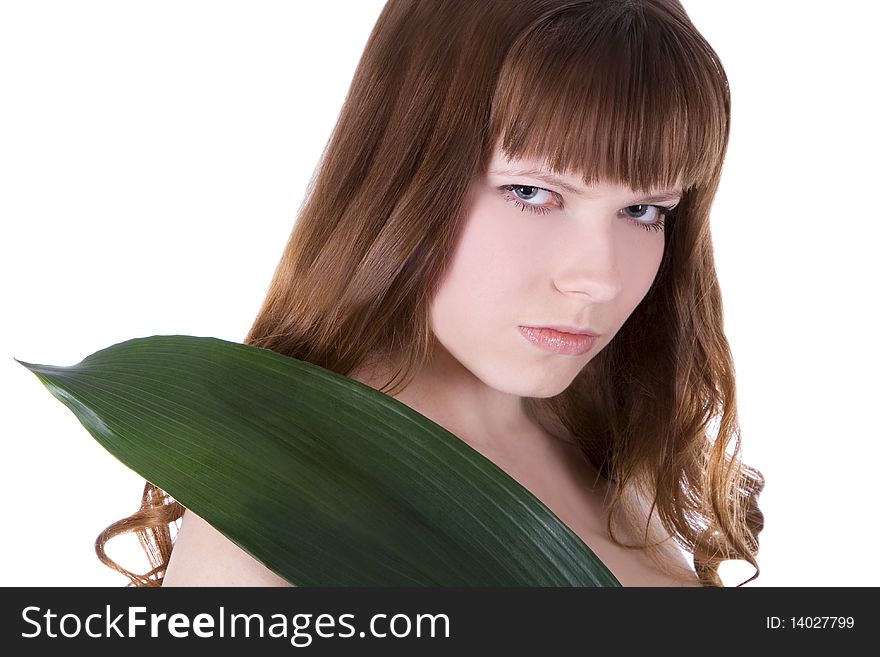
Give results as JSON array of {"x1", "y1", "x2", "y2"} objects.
[{"x1": 518, "y1": 326, "x2": 598, "y2": 356}]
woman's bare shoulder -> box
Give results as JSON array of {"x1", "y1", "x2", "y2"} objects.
[{"x1": 162, "y1": 509, "x2": 293, "y2": 587}]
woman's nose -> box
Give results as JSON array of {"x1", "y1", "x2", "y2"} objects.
[{"x1": 551, "y1": 221, "x2": 624, "y2": 302}]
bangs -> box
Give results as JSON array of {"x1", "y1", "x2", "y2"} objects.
[{"x1": 487, "y1": 1, "x2": 730, "y2": 194}]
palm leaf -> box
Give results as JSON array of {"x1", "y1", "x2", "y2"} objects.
[{"x1": 16, "y1": 335, "x2": 621, "y2": 586}]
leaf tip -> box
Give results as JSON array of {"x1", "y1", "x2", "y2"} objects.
[{"x1": 14, "y1": 356, "x2": 36, "y2": 371}]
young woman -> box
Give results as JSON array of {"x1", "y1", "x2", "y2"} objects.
[{"x1": 98, "y1": 0, "x2": 764, "y2": 587}]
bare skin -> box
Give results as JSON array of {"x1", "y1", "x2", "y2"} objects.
[
  {"x1": 473, "y1": 423, "x2": 702, "y2": 587},
  {"x1": 163, "y1": 509, "x2": 290, "y2": 587},
  {"x1": 346, "y1": 360, "x2": 701, "y2": 587}
]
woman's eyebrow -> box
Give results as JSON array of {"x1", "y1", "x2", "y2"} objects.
[
  {"x1": 488, "y1": 167, "x2": 682, "y2": 201},
  {"x1": 489, "y1": 167, "x2": 586, "y2": 195}
]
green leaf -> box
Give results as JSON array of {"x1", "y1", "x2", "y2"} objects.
[{"x1": 15, "y1": 335, "x2": 621, "y2": 586}]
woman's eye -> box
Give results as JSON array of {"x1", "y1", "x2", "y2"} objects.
[
  {"x1": 620, "y1": 204, "x2": 673, "y2": 232},
  {"x1": 500, "y1": 184, "x2": 558, "y2": 215}
]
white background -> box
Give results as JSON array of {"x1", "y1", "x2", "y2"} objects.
[{"x1": 2, "y1": 1, "x2": 877, "y2": 587}]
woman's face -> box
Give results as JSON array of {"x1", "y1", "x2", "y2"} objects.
[{"x1": 428, "y1": 145, "x2": 682, "y2": 399}]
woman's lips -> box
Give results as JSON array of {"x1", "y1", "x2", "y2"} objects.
[{"x1": 518, "y1": 326, "x2": 598, "y2": 356}]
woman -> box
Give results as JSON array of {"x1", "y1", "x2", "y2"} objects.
[{"x1": 98, "y1": 0, "x2": 764, "y2": 587}]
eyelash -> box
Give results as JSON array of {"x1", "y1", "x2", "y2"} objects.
[{"x1": 500, "y1": 184, "x2": 676, "y2": 233}]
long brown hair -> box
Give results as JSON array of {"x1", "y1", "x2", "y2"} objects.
[{"x1": 98, "y1": 0, "x2": 764, "y2": 587}]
